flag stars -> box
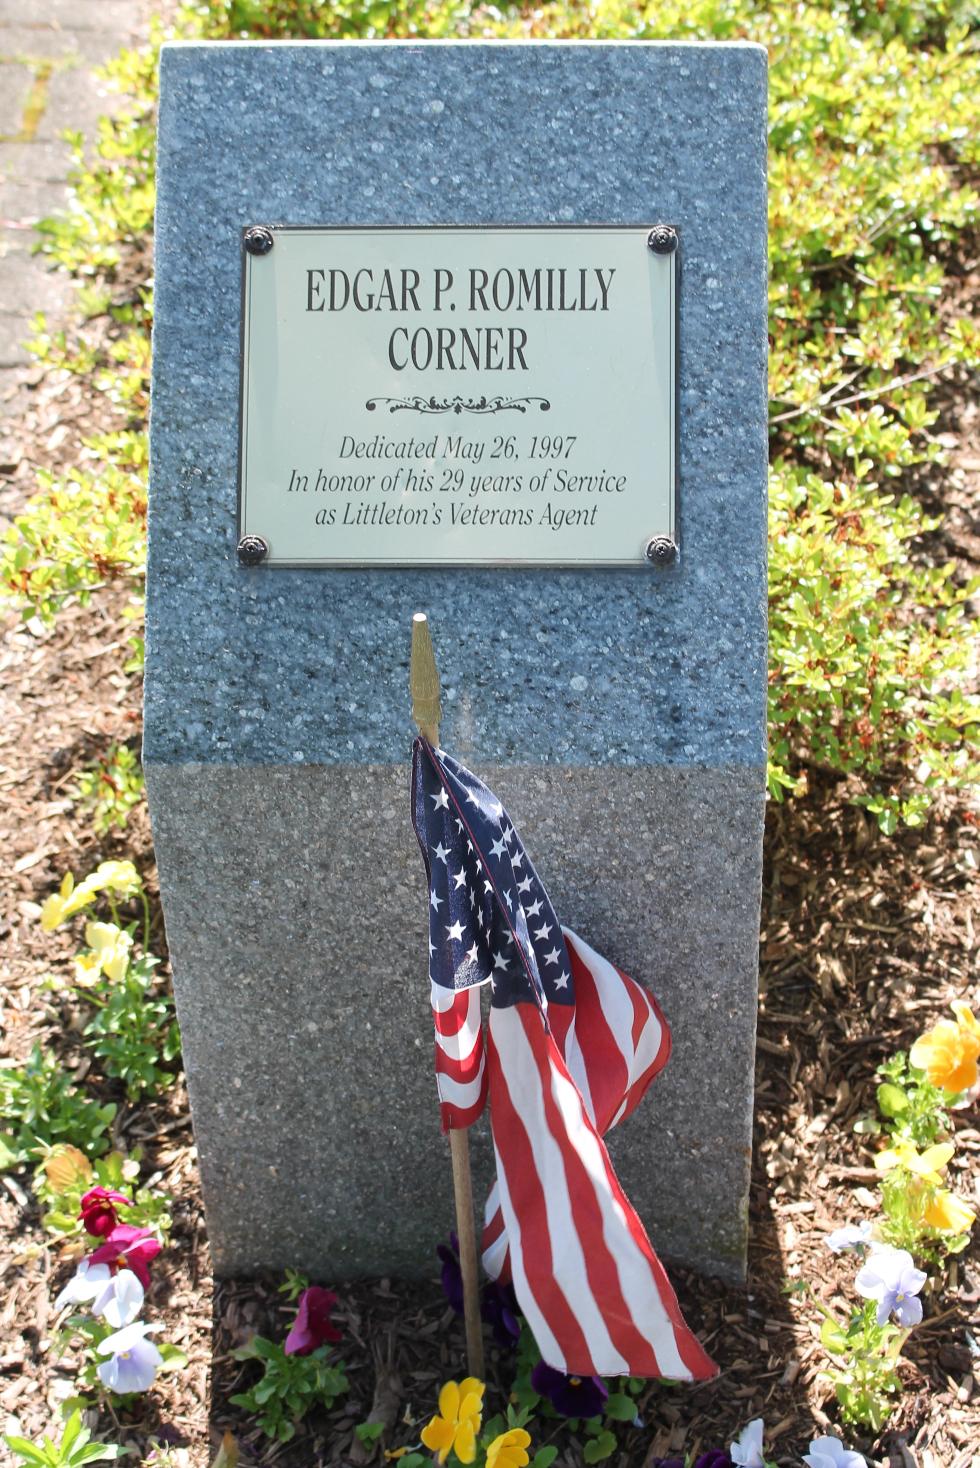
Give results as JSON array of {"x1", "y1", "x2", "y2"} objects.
[
  {"x1": 430, "y1": 788, "x2": 449, "y2": 811},
  {"x1": 534, "y1": 923, "x2": 552, "y2": 942},
  {"x1": 526, "y1": 899, "x2": 543, "y2": 918},
  {"x1": 490, "y1": 836, "x2": 508, "y2": 860},
  {"x1": 429, "y1": 889, "x2": 443, "y2": 912},
  {"x1": 512, "y1": 849, "x2": 524, "y2": 869},
  {"x1": 504, "y1": 890, "x2": 514, "y2": 910},
  {"x1": 543, "y1": 947, "x2": 561, "y2": 966},
  {"x1": 554, "y1": 971, "x2": 570, "y2": 991},
  {"x1": 493, "y1": 950, "x2": 510, "y2": 972},
  {"x1": 452, "y1": 869, "x2": 468, "y2": 890},
  {"x1": 432, "y1": 841, "x2": 451, "y2": 866},
  {"x1": 446, "y1": 921, "x2": 465, "y2": 943},
  {"x1": 517, "y1": 877, "x2": 533, "y2": 895},
  {"x1": 465, "y1": 943, "x2": 480, "y2": 964}
]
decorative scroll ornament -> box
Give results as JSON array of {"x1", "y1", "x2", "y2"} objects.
[{"x1": 365, "y1": 394, "x2": 551, "y2": 416}]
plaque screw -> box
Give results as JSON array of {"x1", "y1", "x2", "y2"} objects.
[
  {"x1": 237, "y1": 535, "x2": 269, "y2": 566},
  {"x1": 645, "y1": 536, "x2": 678, "y2": 568},
  {"x1": 244, "y1": 226, "x2": 274, "y2": 256},
  {"x1": 647, "y1": 225, "x2": 678, "y2": 255}
]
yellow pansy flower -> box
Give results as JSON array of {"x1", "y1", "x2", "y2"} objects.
[
  {"x1": 951, "y1": 1001, "x2": 980, "y2": 1042},
  {"x1": 874, "y1": 1138, "x2": 954, "y2": 1185},
  {"x1": 90, "y1": 860, "x2": 141, "y2": 897},
  {"x1": 924, "y1": 1188, "x2": 976, "y2": 1235},
  {"x1": 910, "y1": 1002, "x2": 980, "y2": 1094},
  {"x1": 40, "y1": 873, "x2": 76, "y2": 931},
  {"x1": 41, "y1": 871, "x2": 106, "y2": 931},
  {"x1": 420, "y1": 1378, "x2": 484, "y2": 1465},
  {"x1": 85, "y1": 922, "x2": 133, "y2": 983},
  {"x1": 486, "y1": 1427, "x2": 533, "y2": 1468},
  {"x1": 73, "y1": 949, "x2": 104, "y2": 987}
]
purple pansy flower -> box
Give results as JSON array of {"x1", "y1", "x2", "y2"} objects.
[
  {"x1": 437, "y1": 1233, "x2": 464, "y2": 1315},
  {"x1": 97, "y1": 1321, "x2": 163, "y2": 1393},
  {"x1": 531, "y1": 1361, "x2": 608, "y2": 1418},
  {"x1": 481, "y1": 1278, "x2": 521, "y2": 1348},
  {"x1": 826, "y1": 1221, "x2": 873, "y2": 1255},
  {"x1": 654, "y1": 1455, "x2": 731, "y2": 1468},
  {"x1": 855, "y1": 1244, "x2": 926, "y2": 1327},
  {"x1": 436, "y1": 1235, "x2": 521, "y2": 1349},
  {"x1": 803, "y1": 1435, "x2": 867, "y2": 1468}
]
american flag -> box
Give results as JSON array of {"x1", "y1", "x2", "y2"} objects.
[{"x1": 411, "y1": 739, "x2": 717, "y2": 1381}]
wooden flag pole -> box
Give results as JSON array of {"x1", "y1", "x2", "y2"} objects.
[{"x1": 410, "y1": 612, "x2": 485, "y2": 1382}]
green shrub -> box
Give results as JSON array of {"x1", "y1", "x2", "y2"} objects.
[
  {"x1": 230, "y1": 1337, "x2": 349, "y2": 1443},
  {"x1": 0, "y1": 1046, "x2": 116, "y2": 1171},
  {"x1": 2, "y1": 0, "x2": 977, "y2": 828},
  {"x1": 72, "y1": 741, "x2": 146, "y2": 834},
  {"x1": 81, "y1": 952, "x2": 181, "y2": 1101}
]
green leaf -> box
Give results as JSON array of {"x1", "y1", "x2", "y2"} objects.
[
  {"x1": 877, "y1": 1083, "x2": 909, "y2": 1118},
  {"x1": 531, "y1": 1450, "x2": 559, "y2": 1468},
  {"x1": 820, "y1": 1315, "x2": 847, "y2": 1355},
  {"x1": 72, "y1": 1445, "x2": 130, "y2": 1464},
  {"x1": 583, "y1": 1431, "x2": 618, "y2": 1463},
  {"x1": 3, "y1": 1437, "x2": 52, "y2": 1467},
  {"x1": 0, "y1": 1134, "x2": 21, "y2": 1170},
  {"x1": 603, "y1": 1392, "x2": 636, "y2": 1422},
  {"x1": 157, "y1": 1342, "x2": 188, "y2": 1371},
  {"x1": 60, "y1": 1412, "x2": 85, "y2": 1455},
  {"x1": 354, "y1": 1423, "x2": 384, "y2": 1445}
]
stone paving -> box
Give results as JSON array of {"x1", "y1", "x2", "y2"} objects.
[{"x1": 0, "y1": 0, "x2": 150, "y2": 450}]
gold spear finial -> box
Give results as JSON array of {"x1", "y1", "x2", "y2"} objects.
[{"x1": 410, "y1": 611, "x2": 442, "y2": 746}]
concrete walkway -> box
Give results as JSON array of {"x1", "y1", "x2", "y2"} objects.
[{"x1": 0, "y1": 0, "x2": 150, "y2": 464}]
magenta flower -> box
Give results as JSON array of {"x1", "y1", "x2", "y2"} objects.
[
  {"x1": 284, "y1": 1286, "x2": 342, "y2": 1355},
  {"x1": 530, "y1": 1361, "x2": 608, "y2": 1418},
  {"x1": 89, "y1": 1224, "x2": 161, "y2": 1288},
  {"x1": 80, "y1": 1186, "x2": 133, "y2": 1238}
]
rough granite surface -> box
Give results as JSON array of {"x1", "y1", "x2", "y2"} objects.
[
  {"x1": 146, "y1": 41, "x2": 768, "y2": 1284},
  {"x1": 145, "y1": 763, "x2": 762, "y2": 1280}
]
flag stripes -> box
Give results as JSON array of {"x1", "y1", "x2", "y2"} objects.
[
  {"x1": 487, "y1": 1002, "x2": 716, "y2": 1379},
  {"x1": 412, "y1": 738, "x2": 716, "y2": 1381},
  {"x1": 431, "y1": 982, "x2": 487, "y2": 1130}
]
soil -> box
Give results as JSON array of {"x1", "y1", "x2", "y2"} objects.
[{"x1": 0, "y1": 201, "x2": 978, "y2": 1468}]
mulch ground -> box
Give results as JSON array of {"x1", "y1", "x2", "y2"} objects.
[{"x1": 1, "y1": 248, "x2": 978, "y2": 1468}]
